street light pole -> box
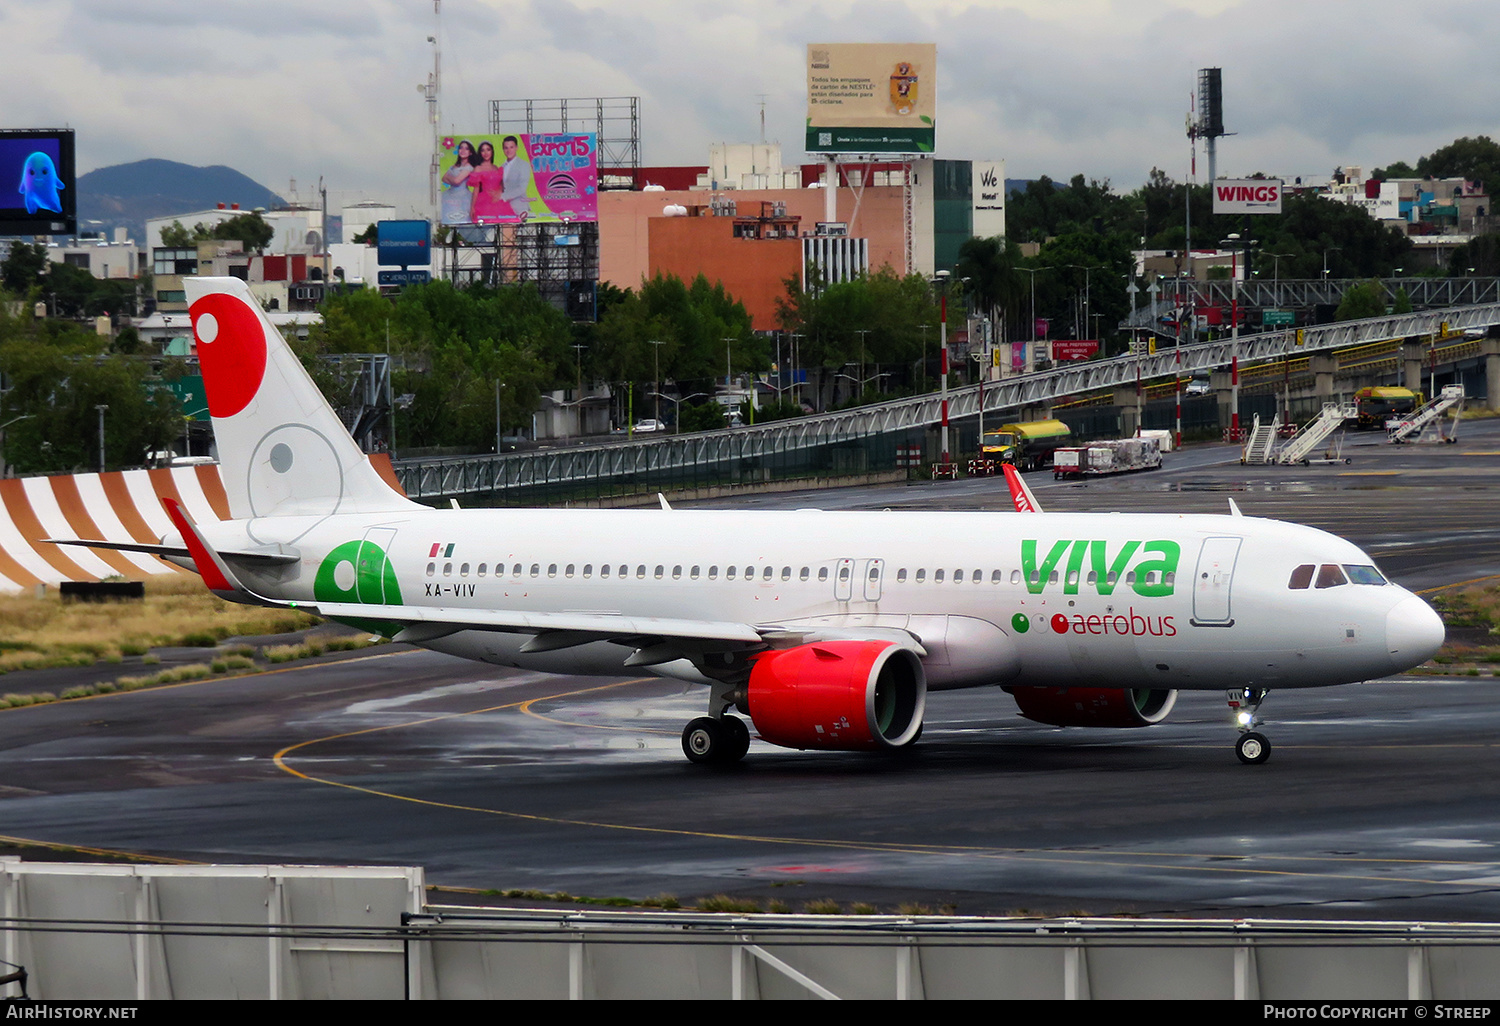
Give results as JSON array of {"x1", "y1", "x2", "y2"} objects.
[
  {"x1": 95, "y1": 405, "x2": 109, "y2": 473},
  {"x1": 648, "y1": 339, "x2": 665, "y2": 424},
  {"x1": 934, "y1": 271, "x2": 951, "y2": 465}
]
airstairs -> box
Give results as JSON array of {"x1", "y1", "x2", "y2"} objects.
[
  {"x1": 1240, "y1": 414, "x2": 1281, "y2": 465},
  {"x1": 1388, "y1": 385, "x2": 1465, "y2": 444},
  {"x1": 1276, "y1": 402, "x2": 1358, "y2": 465}
]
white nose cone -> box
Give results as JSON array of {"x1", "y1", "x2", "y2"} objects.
[{"x1": 1386, "y1": 594, "x2": 1445, "y2": 671}]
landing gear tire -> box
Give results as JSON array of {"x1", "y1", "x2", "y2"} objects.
[
  {"x1": 720, "y1": 715, "x2": 751, "y2": 762},
  {"x1": 1236, "y1": 731, "x2": 1271, "y2": 765},
  {"x1": 682, "y1": 716, "x2": 748, "y2": 765}
]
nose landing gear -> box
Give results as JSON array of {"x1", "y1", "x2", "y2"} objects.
[{"x1": 1228, "y1": 687, "x2": 1272, "y2": 765}]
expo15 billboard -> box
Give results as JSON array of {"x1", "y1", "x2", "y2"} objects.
[
  {"x1": 806, "y1": 44, "x2": 936, "y2": 154},
  {"x1": 437, "y1": 133, "x2": 598, "y2": 226}
]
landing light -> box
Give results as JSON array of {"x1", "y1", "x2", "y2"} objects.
[{"x1": 1236, "y1": 711, "x2": 1254, "y2": 727}]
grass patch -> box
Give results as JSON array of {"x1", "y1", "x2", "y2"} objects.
[{"x1": 0, "y1": 576, "x2": 319, "y2": 673}]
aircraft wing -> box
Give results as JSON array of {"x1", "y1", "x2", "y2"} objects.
[{"x1": 310, "y1": 600, "x2": 766, "y2": 648}]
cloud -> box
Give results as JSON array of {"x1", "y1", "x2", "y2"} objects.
[{"x1": 2, "y1": 0, "x2": 1495, "y2": 215}]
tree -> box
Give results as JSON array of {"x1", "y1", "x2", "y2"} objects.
[
  {"x1": 159, "y1": 221, "x2": 193, "y2": 248},
  {"x1": 1, "y1": 242, "x2": 47, "y2": 294},
  {"x1": 1449, "y1": 233, "x2": 1500, "y2": 277},
  {"x1": 954, "y1": 236, "x2": 1025, "y2": 337},
  {"x1": 307, "y1": 279, "x2": 575, "y2": 450},
  {"x1": 0, "y1": 313, "x2": 181, "y2": 473},
  {"x1": 1335, "y1": 280, "x2": 1388, "y2": 321},
  {"x1": 1416, "y1": 136, "x2": 1500, "y2": 197},
  {"x1": 591, "y1": 272, "x2": 758, "y2": 422}
]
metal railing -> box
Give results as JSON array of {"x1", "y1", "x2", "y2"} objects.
[{"x1": 392, "y1": 303, "x2": 1500, "y2": 500}]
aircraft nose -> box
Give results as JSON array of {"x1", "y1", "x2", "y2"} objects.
[{"x1": 1386, "y1": 594, "x2": 1445, "y2": 671}]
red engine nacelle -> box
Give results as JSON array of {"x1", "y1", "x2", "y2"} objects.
[
  {"x1": 747, "y1": 640, "x2": 926, "y2": 751},
  {"x1": 1006, "y1": 686, "x2": 1178, "y2": 728}
]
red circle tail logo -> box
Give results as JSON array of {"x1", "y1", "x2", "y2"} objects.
[{"x1": 188, "y1": 293, "x2": 268, "y2": 418}]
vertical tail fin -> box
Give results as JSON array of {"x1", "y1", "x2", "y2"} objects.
[
  {"x1": 1002, "y1": 463, "x2": 1044, "y2": 513},
  {"x1": 183, "y1": 277, "x2": 417, "y2": 520}
]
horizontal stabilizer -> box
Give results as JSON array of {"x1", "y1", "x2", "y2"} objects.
[{"x1": 44, "y1": 538, "x2": 299, "y2": 565}]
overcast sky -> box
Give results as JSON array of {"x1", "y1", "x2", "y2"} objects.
[{"x1": 5, "y1": 0, "x2": 1496, "y2": 216}]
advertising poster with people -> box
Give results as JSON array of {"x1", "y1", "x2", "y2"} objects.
[{"x1": 437, "y1": 133, "x2": 598, "y2": 226}]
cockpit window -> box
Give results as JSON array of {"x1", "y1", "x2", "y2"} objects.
[
  {"x1": 1315, "y1": 564, "x2": 1348, "y2": 589},
  {"x1": 1343, "y1": 564, "x2": 1388, "y2": 586},
  {"x1": 1288, "y1": 564, "x2": 1315, "y2": 589}
]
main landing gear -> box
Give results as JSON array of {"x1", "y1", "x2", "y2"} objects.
[
  {"x1": 1228, "y1": 687, "x2": 1271, "y2": 765},
  {"x1": 681, "y1": 715, "x2": 751, "y2": 765}
]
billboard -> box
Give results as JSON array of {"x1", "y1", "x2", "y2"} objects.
[
  {"x1": 1052, "y1": 340, "x2": 1099, "y2": 361},
  {"x1": 1212, "y1": 178, "x2": 1283, "y2": 215},
  {"x1": 0, "y1": 129, "x2": 76, "y2": 235},
  {"x1": 972, "y1": 159, "x2": 1006, "y2": 238},
  {"x1": 437, "y1": 133, "x2": 598, "y2": 226},
  {"x1": 376, "y1": 220, "x2": 431, "y2": 268},
  {"x1": 806, "y1": 44, "x2": 936, "y2": 154}
]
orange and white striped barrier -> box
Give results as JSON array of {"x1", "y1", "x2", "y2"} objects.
[{"x1": 0, "y1": 456, "x2": 404, "y2": 593}]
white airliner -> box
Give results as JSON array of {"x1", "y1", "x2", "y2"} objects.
[{"x1": 64, "y1": 278, "x2": 1446, "y2": 766}]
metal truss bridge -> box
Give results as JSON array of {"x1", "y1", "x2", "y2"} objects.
[
  {"x1": 392, "y1": 302, "x2": 1500, "y2": 500},
  {"x1": 1125, "y1": 277, "x2": 1500, "y2": 329}
]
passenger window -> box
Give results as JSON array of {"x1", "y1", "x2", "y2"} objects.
[
  {"x1": 1048, "y1": 571, "x2": 1059, "y2": 585},
  {"x1": 992, "y1": 570, "x2": 1004, "y2": 584},
  {"x1": 708, "y1": 565, "x2": 718, "y2": 579},
  {"x1": 582, "y1": 564, "x2": 592, "y2": 578},
  {"x1": 727, "y1": 566, "x2": 737, "y2": 580},
  {"x1": 636, "y1": 565, "x2": 646, "y2": 579},
  {"x1": 744, "y1": 565, "x2": 755, "y2": 579},
  {"x1": 973, "y1": 568, "x2": 982, "y2": 583},
  {"x1": 690, "y1": 566, "x2": 700, "y2": 579},
  {"x1": 897, "y1": 568, "x2": 908, "y2": 582},
  {"x1": 548, "y1": 564, "x2": 557, "y2": 578},
  {"x1": 763, "y1": 567, "x2": 773, "y2": 581},
  {"x1": 478, "y1": 563, "x2": 487, "y2": 577},
  {"x1": 565, "y1": 564, "x2": 575, "y2": 578},
  {"x1": 426, "y1": 562, "x2": 435, "y2": 577},
  {"x1": 1288, "y1": 564, "x2": 1314, "y2": 589},
  {"x1": 1011, "y1": 570, "x2": 1022, "y2": 585},
  {"x1": 512, "y1": 564, "x2": 522, "y2": 577},
  {"x1": 654, "y1": 565, "x2": 664, "y2": 579},
  {"x1": 443, "y1": 562, "x2": 453, "y2": 576},
  {"x1": 1315, "y1": 564, "x2": 1348, "y2": 589},
  {"x1": 781, "y1": 567, "x2": 791, "y2": 581},
  {"x1": 916, "y1": 569, "x2": 926, "y2": 582},
  {"x1": 673, "y1": 565, "x2": 682, "y2": 579},
  {"x1": 818, "y1": 567, "x2": 829, "y2": 582},
  {"x1": 839, "y1": 566, "x2": 851, "y2": 582},
  {"x1": 955, "y1": 569, "x2": 965, "y2": 583},
  {"x1": 530, "y1": 564, "x2": 540, "y2": 577},
  {"x1": 618, "y1": 565, "x2": 628, "y2": 578},
  {"x1": 460, "y1": 563, "x2": 470, "y2": 577},
  {"x1": 935, "y1": 570, "x2": 946, "y2": 583},
  {"x1": 800, "y1": 567, "x2": 810, "y2": 581},
  {"x1": 868, "y1": 565, "x2": 878, "y2": 581},
  {"x1": 600, "y1": 564, "x2": 610, "y2": 578}
]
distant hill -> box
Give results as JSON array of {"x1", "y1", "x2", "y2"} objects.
[{"x1": 76, "y1": 159, "x2": 286, "y2": 244}]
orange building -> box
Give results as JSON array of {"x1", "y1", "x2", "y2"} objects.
[
  {"x1": 646, "y1": 204, "x2": 808, "y2": 331},
  {"x1": 600, "y1": 184, "x2": 906, "y2": 299}
]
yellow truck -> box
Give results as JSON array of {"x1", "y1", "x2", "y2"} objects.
[
  {"x1": 1352, "y1": 387, "x2": 1422, "y2": 430},
  {"x1": 980, "y1": 419, "x2": 1073, "y2": 472}
]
